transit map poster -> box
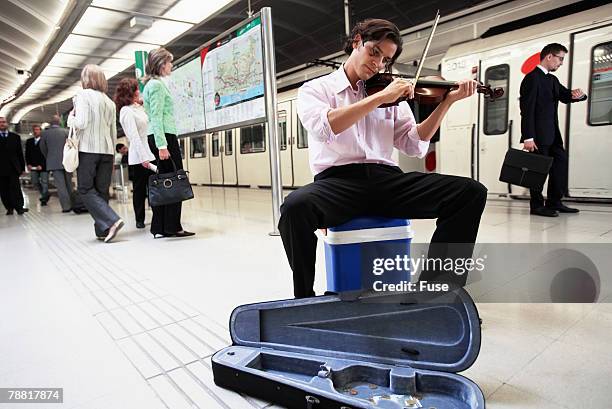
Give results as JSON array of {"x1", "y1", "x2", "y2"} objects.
[
  {"x1": 200, "y1": 16, "x2": 265, "y2": 131},
  {"x1": 166, "y1": 56, "x2": 206, "y2": 135}
]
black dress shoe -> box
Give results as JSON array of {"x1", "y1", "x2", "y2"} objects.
[
  {"x1": 62, "y1": 209, "x2": 72, "y2": 213},
  {"x1": 547, "y1": 204, "x2": 579, "y2": 213},
  {"x1": 530, "y1": 207, "x2": 559, "y2": 217},
  {"x1": 16, "y1": 208, "x2": 28, "y2": 215},
  {"x1": 6, "y1": 209, "x2": 14, "y2": 215},
  {"x1": 136, "y1": 221, "x2": 145, "y2": 229}
]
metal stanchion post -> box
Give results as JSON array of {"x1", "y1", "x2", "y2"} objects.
[{"x1": 262, "y1": 7, "x2": 282, "y2": 236}]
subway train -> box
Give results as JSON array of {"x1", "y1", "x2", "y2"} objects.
[
  {"x1": 178, "y1": 5, "x2": 611, "y2": 197},
  {"x1": 439, "y1": 6, "x2": 612, "y2": 200},
  {"x1": 177, "y1": 88, "x2": 311, "y2": 188}
]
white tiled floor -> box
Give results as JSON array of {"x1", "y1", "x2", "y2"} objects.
[{"x1": 1, "y1": 186, "x2": 612, "y2": 408}]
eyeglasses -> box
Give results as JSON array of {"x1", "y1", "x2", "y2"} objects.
[
  {"x1": 552, "y1": 54, "x2": 565, "y2": 62},
  {"x1": 363, "y1": 42, "x2": 393, "y2": 67}
]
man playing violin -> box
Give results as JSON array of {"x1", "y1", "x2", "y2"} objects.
[{"x1": 279, "y1": 18, "x2": 486, "y2": 298}]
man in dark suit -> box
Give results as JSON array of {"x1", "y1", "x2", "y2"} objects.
[
  {"x1": 25, "y1": 124, "x2": 49, "y2": 206},
  {"x1": 40, "y1": 115, "x2": 74, "y2": 212},
  {"x1": 0, "y1": 116, "x2": 27, "y2": 215},
  {"x1": 519, "y1": 43, "x2": 587, "y2": 217}
]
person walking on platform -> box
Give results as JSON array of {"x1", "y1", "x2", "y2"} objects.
[
  {"x1": 25, "y1": 124, "x2": 49, "y2": 206},
  {"x1": 40, "y1": 115, "x2": 74, "y2": 213},
  {"x1": 0, "y1": 116, "x2": 28, "y2": 215},
  {"x1": 68, "y1": 64, "x2": 124, "y2": 242},
  {"x1": 279, "y1": 18, "x2": 486, "y2": 298},
  {"x1": 520, "y1": 43, "x2": 587, "y2": 217},
  {"x1": 114, "y1": 78, "x2": 156, "y2": 229},
  {"x1": 142, "y1": 47, "x2": 194, "y2": 239}
]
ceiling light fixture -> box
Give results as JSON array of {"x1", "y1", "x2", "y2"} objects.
[{"x1": 130, "y1": 16, "x2": 153, "y2": 29}]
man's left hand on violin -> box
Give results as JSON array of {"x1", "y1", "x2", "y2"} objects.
[{"x1": 444, "y1": 79, "x2": 478, "y2": 103}]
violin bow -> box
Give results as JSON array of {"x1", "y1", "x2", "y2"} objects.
[{"x1": 412, "y1": 10, "x2": 441, "y2": 85}]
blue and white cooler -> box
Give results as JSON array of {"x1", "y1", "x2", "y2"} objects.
[{"x1": 322, "y1": 217, "x2": 414, "y2": 293}]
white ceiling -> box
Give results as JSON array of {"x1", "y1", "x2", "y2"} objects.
[
  {"x1": 0, "y1": 0, "x2": 70, "y2": 105},
  {"x1": 0, "y1": 0, "x2": 236, "y2": 124}
]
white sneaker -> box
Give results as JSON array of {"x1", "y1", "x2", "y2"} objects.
[{"x1": 104, "y1": 219, "x2": 124, "y2": 243}]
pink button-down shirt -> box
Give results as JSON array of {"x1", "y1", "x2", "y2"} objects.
[{"x1": 297, "y1": 66, "x2": 429, "y2": 175}]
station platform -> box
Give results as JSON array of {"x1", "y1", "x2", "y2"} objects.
[{"x1": 2, "y1": 185, "x2": 612, "y2": 409}]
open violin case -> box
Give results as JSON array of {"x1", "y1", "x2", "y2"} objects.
[{"x1": 212, "y1": 288, "x2": 485, "y2": 408}]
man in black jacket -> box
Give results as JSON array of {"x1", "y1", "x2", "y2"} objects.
[
  {"x1": 519, "y1": 43, "x2": 587, "y2": 217},
  {"x1": 25, "y1": 124, "x2": 49, "y2": 205},
  {"x1": 0, "y1": 116, "x2": 27, "y2": 215}
]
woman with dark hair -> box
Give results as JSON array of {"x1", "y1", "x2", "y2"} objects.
[
  {"x1": 142, "y1": 47, "x2": 194, "y2": 238},
  {"x1": 114, "y1": 77, "x2": 155, "y2": 229}
]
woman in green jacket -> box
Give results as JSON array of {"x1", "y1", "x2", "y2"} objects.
[{"x1": 142, "y1": 47, "x2": 195, "y2": 238}]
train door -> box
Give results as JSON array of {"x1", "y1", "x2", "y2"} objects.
[
  {"x1": 478, "y1": 59, "x2": 511, "y2": 194},
  {"x1": 188, "y1": 134, "x2": 211, "y2": 184},
  {"x1": 210, "y1": 131, "x2": 223, "y2": 184},
  {"x1": 568, "y1": 25, "x2": 612, "y2": 198},
  {"x1": 278, "y1": 101, "x2": 293, "y2": 187},
  {"x1": 222, "y1": 129, "x2": 237, "y2": 185},
  {"x1": 439, "y1": 55, "x2": 480, "y2": 178},
  {"x1": 236, "y1": 123, "x2": 270, "y2": 187},
  {"x1": 291, "y1": 102, "x2": 312, "y2": 186}
]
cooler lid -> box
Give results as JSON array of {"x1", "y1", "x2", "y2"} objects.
[
  {"x1": 229, "y1": 289, "x2": 481, "y2": 373},
  {"x1": 328, "y1": 217, "x2": 410, "y2": 232}
]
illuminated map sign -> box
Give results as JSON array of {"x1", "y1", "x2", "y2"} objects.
[
  {"x1": 201, "y1": 16, "x2": 265, "y2": 131},
  {"x1": 166, "y1": 56, "x2": 205, "y2": 135}
]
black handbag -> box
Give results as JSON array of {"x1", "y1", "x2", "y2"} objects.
[
  {"x1": 148, "y1": 158, "x2": 194, "y2": 207},
  {"x1": 499, "y1": 148, "x2": 553, "y2": 190}
]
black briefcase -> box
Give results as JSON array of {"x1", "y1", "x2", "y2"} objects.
[
  {"x1": 212, "y1": 289, "x2": 485, "y2": 408},
  {"x1": 148, "y1": 159, "x2": 194, "y2": 207},
  {"x1": 499, "y1": 148, "x2": 553, "y2": 190}
]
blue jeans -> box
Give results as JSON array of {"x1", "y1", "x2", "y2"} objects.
[{"x1": 31, "y1": 171, "x2": 49, "y2": 202}]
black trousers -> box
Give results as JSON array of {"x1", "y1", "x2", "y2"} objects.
[
  {"x1": 0, "y1": 172, "x2": 24, "y2": 212},
  {"x1": 147, "y1": 133, "x2": 183, "y2": 235},
  {"x1": 278, "y1": 164, "x2": 488, "y2": 298},
  {"x1": 529, "y1": 142, "x2": 568, "y2": 210},
  {"x1": 130, "y1": 164, "x2": 153, "y2": 224}
]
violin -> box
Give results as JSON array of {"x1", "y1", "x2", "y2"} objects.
[{"x1": 364, "y1": 72, "x2": 505, "y2": 108}]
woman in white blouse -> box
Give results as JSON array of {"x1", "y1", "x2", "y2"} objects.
[
  {"x1": 114, "y1": 78, "x2": 156, "y2": 229},
  {"x1": 68, "y1": 64, "x2": 124, "y2": 243}
]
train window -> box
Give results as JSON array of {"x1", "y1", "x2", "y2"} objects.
[
  {"x1": 483, "y1": 64, "x2": 509, "y2": 135},
  {"x1": 212, "y1": 132, "x2": 220, "y2": 157},
  {"x1": 297, "y1": 121, "x2": 309, "y2": 149},
  {"x1": 240, "y1": 123, "x2": 266, "y2": 154},
  {"x1": 190, "y1": 136, "x2": 206, "y2": 158},
  {"x1": 589, "y1": 42, "x2": 612, "y2": 126},
  {"x1": 278, "y1": 111, "x2": 287, "y2": 150},
  {"x1": 225, "y1": 130, "x2": 233, "y2": 155}
]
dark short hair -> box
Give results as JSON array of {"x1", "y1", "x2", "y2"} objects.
[
  {"x1": 540, "y1": 43, "x2": 568, "y2": 60},
  {"x1": 116, "y1": 143, "x2": 126, "y2": 153},
  {"x1": 344, "y1": 18, "x2": 403, "y2": 71},
  {"x1": 114, "y1": 77, "x2": 139, "y2": 112},
  {"x1": 32, "y1": 124, "x2": 41, "y2": 130}
]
